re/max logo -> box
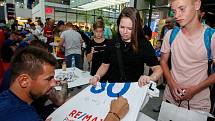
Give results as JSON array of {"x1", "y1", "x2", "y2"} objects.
[{"x1": 63, "y1": 109, "x2": 103, "y2": 121}]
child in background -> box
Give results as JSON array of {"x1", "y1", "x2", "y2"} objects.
[
  {"x1": 86, "y1": 21, "x2": 109, "y2": 82},
  {"x1": 155, "y1": 40, "x2": 162, "y2": 61}
]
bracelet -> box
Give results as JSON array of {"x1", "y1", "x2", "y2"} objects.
[
  {"x1": 108, "y1": 112, "x2": 120, "y2": 121},
  {"x1": 94, "y1": 75, "x2": 101, "y2": 80}
]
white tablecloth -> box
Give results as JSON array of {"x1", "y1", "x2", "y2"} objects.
[{"x1": 54, "y1": 67, "x2": 91, "y2": 89}]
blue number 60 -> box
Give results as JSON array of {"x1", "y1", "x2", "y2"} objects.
[{"x1": 90, "y1": 83, "x2": 131, "y2": 97}]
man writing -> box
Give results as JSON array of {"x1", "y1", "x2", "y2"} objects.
[{"x1": 0, "y1": 47, "x2": 128, "y2": 121}]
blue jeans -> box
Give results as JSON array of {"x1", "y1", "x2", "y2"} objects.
[{"x1": 66, "y1": 54, "x2": 83, "y2": 69}]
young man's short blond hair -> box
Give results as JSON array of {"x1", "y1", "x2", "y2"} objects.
[{"x1": 170, "y1": 0, "x2": 196, "y2": 4}]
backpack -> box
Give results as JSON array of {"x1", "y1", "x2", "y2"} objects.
[{"x1": 169, "y1": 26, "x2": 215, "y2": 114}]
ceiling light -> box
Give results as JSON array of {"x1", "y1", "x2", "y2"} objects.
[{"x1": 74, "y1": 0, "x2": 129, "y2": 11}]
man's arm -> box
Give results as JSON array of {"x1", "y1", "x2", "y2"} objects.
[
  {"x1": 160, "y1": 52, "x2": 183, "y2": 101},
  {"x1": 104, "y1": 97, "x2": 129, "y2": 121},
  {"x1": 181, "y1": 32, "x2": 215, "y2": 100},
  {"x1": 181, "y1": 68, "x2": 215, "y2": 100}
]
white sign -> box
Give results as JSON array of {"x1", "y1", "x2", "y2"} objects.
[{"x1": 46, "y1": 82, "x2": 149, "y2": 121}]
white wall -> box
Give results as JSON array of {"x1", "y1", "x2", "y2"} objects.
[
  {"x1": 32, "y1": 1, "x2": 45, "y2": 23},
  {"x1": 16, "y1": 8, "x2": 32, "y2": 18}
]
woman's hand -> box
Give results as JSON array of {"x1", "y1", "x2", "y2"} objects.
[
  {"x1": 138, "y1": 75, "x2": 151, "y2": 87},
  {"x1": 89, "y1": 75, "x2": 100, "y2": 86}
]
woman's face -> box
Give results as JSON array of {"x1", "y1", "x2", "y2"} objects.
[{"x1": 119, "y1": 17, "x2": 133, "y2": 41}]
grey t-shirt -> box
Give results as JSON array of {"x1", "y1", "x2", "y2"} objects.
[{"x1": 60, "y1": 29, "x2": 82, "y2": 56}]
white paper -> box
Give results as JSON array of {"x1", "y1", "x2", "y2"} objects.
[
  {"x1": 46, "y1": 82, "x2": 149, "y2": 121},
  {"x1": 136, "y1": 112, "x2": 155, "y2": 121}
]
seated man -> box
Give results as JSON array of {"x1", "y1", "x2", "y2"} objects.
[{"x1": 0, "y1": 47, "x2": 129, "y2": 121}]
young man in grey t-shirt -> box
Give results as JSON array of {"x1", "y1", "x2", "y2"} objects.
[{"x1": 60, "y1": 22, "x2": 83, "y2": 69}]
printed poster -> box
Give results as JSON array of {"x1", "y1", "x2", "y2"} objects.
[{"x1": 46, "y1": 82, "x2": 149, "y2": 121}]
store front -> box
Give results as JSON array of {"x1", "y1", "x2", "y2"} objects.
[{"x1": 32, "y1": 0, "x2": 131, "y2": 29}]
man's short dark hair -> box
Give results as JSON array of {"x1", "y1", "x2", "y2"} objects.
[
  {"x1": 97, "y1": 16, "x2": 103, "y2": 21},
  {"x1": 46, "y1": 18, "x2": 51, "y2": 22},
  {"x1": 10, "y1": 47, "x2": 56, "y2": 81},
  {"x1": 157, "y1": 39, "x2": 163, "y2": 44}
]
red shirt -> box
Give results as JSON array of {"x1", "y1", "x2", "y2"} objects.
[
  {"x1": 0, "y1": 29, "x2": 5, "y2": 48},
  {"x1": 43, "y1": 25, "x2": 54, "y2": 43}
]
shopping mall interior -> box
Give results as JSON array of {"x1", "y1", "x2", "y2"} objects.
[
  {"x1": 0, "y1": 0, "x2": 214, "y2": 31},
  {"x1": 0, "y1": 0, "x2": 215, "y2": 121}
]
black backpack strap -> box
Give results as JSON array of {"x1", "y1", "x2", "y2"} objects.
[{"x1": 115, "y1": 38, "x2": 126, "y2": 81}]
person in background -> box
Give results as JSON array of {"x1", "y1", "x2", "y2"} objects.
[
  {"x1": 11, "y1": 20, "x2": 19, "y2": 31},
  {"x1": 143, "y1": 25, "x2": 152, "y2": 41},
  {"x1": 97, "y1": 16, "x2": 113, "y2": 40},
  {"x1": 85, "y1": 26, "x2": 93, "y2": 39},
  {"x1": 160, "y1": 17, "x2": 176, "y2": 40},
  {"x1": 72, "y1": 25, "x2": 91, "y2": 70},
  {"x1": 1, "y1": 31, "x2": 19, "y2": 64},
  {"x1": 53, "y1": 20, "x2": 65, "y2": 57},
  {"x1": 43, "y1": 18, "x2": 55, "y2": 52},
  {"x1": 0, "y1": 24, "x2": 6, "y2": 84},
  {"x1": 0, "y1": 25, "x2": 5, "y2": 52},
  {"x1": 36, "y1": 19, "x2": 44, "y2": 33},
  {"x1": 155, "y1": 40, "x2": 162, "y2": 61},
  {"x1": 86, "y1": 21, "x2": 109, "y2": 81},
  {"x1": 29, "y1": 23, "x2": 42, "y2": 38},
  {"x1": 59, "y1": 22, "x2": 83, "y2": 69},
  {"x1": 24, "y1": 18, "x2": 32, "y2": 30},
  {"x1": 90, "y1": 7, "x2": 162, "y2": 86}
]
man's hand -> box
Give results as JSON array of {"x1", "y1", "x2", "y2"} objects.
[
  {"x1": 169, "y1": 83, "x2": 185, "y2": 102},
  {"x1": 109, "y1": 97, "x2": 129, "y2": 119},
  {"x1": 180, "y1": 85, "x2": 197, "y2": 101},
  {"x1": 138, "y1": 75, "x2": 151, "y2": 87}
]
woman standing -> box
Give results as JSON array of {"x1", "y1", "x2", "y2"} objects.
[{"x1": 89, "y1": 7, "x2": 162, "y2": 86}]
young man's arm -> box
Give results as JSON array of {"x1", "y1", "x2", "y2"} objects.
[
  {"x1": 181, "y1": 34, "x2": 215, "y2": 100},
  {"x1": 160, "y1": 52, "x2": 184, "y2": 101},
  {"x1": 181, "y1": 73, "x2": 215, "y2": 101}
]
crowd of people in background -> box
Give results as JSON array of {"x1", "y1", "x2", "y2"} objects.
[{"x1": 0, "y1": 0, "x2": 215, "y2": 120}]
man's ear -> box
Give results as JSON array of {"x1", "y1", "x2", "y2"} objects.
[
  {"x1": 194, "y1": 0, "x2": 201, "y2": 11},
  {"x1": 17, "y1": 74, "x2": 31, "y2": 88}
]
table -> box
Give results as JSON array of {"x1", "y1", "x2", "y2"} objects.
[{"x1": 54, "y1": 67, "x2": 91, "y2": 89}]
